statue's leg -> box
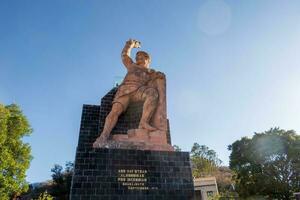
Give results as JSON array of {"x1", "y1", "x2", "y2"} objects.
[
  {"x1": 138, "y1": 87, "x2": 159, "y2": 131},
  {"x1": 151, "y1": 77, "x2": 167, "y2": 131},
  {"x1": 93, "y1": 99, "x2": 128, "y2": 147}
]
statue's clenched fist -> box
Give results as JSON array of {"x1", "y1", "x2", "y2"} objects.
[{"x1": 127, "y1": 39, "x2": 141, "y2": 48}]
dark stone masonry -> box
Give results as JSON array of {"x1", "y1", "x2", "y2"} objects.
[{"x1": 70, "y1": 88, "x2": 195, "y2": 199}]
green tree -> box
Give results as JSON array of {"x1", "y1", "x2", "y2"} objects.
[
  {"x1": 50, "y1": 162, "x2": 74, "y2": 200},
  {"x1": 213, "y1": 166, "x2": 235, "y2": 193},
  {"x1": 228, "y1": 128, "x2": 300, "y2": 199},
  {"x1": 36, "y1": 191, "x2": 53, "y2": 200},
  {"x1": 190, "y1": 143, "x2": 222, "y2": 178},
  {"x1": 0, "y1": 104, "x2": 32, "y2": 199}
]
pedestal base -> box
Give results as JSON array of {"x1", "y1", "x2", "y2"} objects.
[
  {"x1": 94, "y1": 129, "x2": 174, "y2": 151},
  {"x1": 70, "y1": 149, "x2": 195, "y2": 200}
]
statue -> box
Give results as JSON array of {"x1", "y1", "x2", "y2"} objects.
[{"x1": 93, "y1": 39, "x2": 171, "y2": 150}]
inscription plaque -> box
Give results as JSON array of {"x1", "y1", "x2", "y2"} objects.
[{"x1": 117, "y1": 169, "x2": 151, "y2": 190}]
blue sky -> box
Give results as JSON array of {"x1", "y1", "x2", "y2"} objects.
[{"x1": 1, "y1": 0, "x2": 300, "y2": 183}]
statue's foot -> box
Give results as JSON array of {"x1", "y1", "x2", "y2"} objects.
[
  {"x1": 93, "y1": 134, "x2": 108, "y2": 148},
  {"x1": 139, "y1": 123, "x2": 157, "y2": 131}
]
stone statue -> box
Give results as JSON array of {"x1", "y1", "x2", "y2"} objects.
[{"x1": 93, "y1": 39, "x2": 171, "y2": 150}]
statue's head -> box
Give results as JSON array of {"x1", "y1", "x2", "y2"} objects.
[{"x1": 136, "y1": 51, "x2": 151, "y2": 68}]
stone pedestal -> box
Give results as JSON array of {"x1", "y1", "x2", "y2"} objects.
[
  {"x1": 71, "y1": 148, "x2": 194, "y2": 200},
  {"x1": 107, "y1": 129, "x2": 174, "y2": 151},
  {"x1": 70, "y1": 89, "x2": 195, "y2": 199}
]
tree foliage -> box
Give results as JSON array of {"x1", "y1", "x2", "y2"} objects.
[
  {"x1": 190, "y1": 143, "x2": 222, "y2": 178},
  {"x1": 36, "y1": 191, "x2": 53, "y2": 200},
  {"x1": 213, "y1": 166, "x2": 235, "y2": 193},
  {"x1": 228, "y1": 128, "x2": 300, "y2": 199},
  {"x1": 50, "y1": 162, "x2": 74, "y2": 200},
  {"x1": 21, "y1": 162, "x2": 74, "y2": 199},
  {"x1": 0, "y1": 104, "x2": 32, "y2": 199}
]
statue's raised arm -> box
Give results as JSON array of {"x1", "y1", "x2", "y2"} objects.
[
  {"x1": 121, "y1": 39, "x2": 141, "y2": 69},
  {"x1": 93, "y1": 39, "x2": 171, "y2": 151}
]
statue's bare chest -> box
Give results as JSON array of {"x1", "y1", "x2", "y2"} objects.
[{"x1": 124, "y1": 67, "x2": 151, "y2": 83}]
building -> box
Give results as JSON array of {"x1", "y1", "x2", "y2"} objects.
[{"x1": 194, "y1": 177, "x2": 219, "y2": 200}]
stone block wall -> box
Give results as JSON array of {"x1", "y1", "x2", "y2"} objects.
[{"x1": 71, "y1": 148, "x2": 195, "y2": 200}]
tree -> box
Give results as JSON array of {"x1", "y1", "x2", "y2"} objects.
[
  {"x1": 50, "y1": 162, "x2": 74, "y2": 200},
  {"x1": 21, "y1": 162, "x2": 74, "y2": 199},
  {"x1": 213, "y1": 166, "x2": 235, "y2": 193},
  {"x1": 228, "y1": 128, "x2": 300, "y2": 199},
  {"x1": 36, "y1": 191, "x2": 53, "y2": 200},
  {"x1": 173, "y1": 145, "x2": 181, "y2": 152},
  {"x1": 0, "y1": 104, "x2": 32, "y2": 199},
  {"x1": 190, "y1": 143, "x2": 234, "y2": 194},
  {"x1": 190, "y1": 143, "x2": 222, "y2": 178}
]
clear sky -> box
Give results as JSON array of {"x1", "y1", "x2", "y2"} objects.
[{"x1": 1, "y1": 0, "x2": 300, "y2": 183}]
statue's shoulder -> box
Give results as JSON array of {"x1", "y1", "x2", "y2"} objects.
[
  {"x1": 148, "y1": 68, "x2": 156, "y2": 73},
  {"x1": 149, "y1": 68, "x2": 164, "y2": 74}
]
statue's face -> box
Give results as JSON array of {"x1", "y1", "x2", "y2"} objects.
[{"x1": 136, "y1": 54, "x2": 150, "y2": 68}]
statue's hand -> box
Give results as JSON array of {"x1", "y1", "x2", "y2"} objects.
[{"x1": 127, "y1": 39, "x2": 141, "y2": 48}]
